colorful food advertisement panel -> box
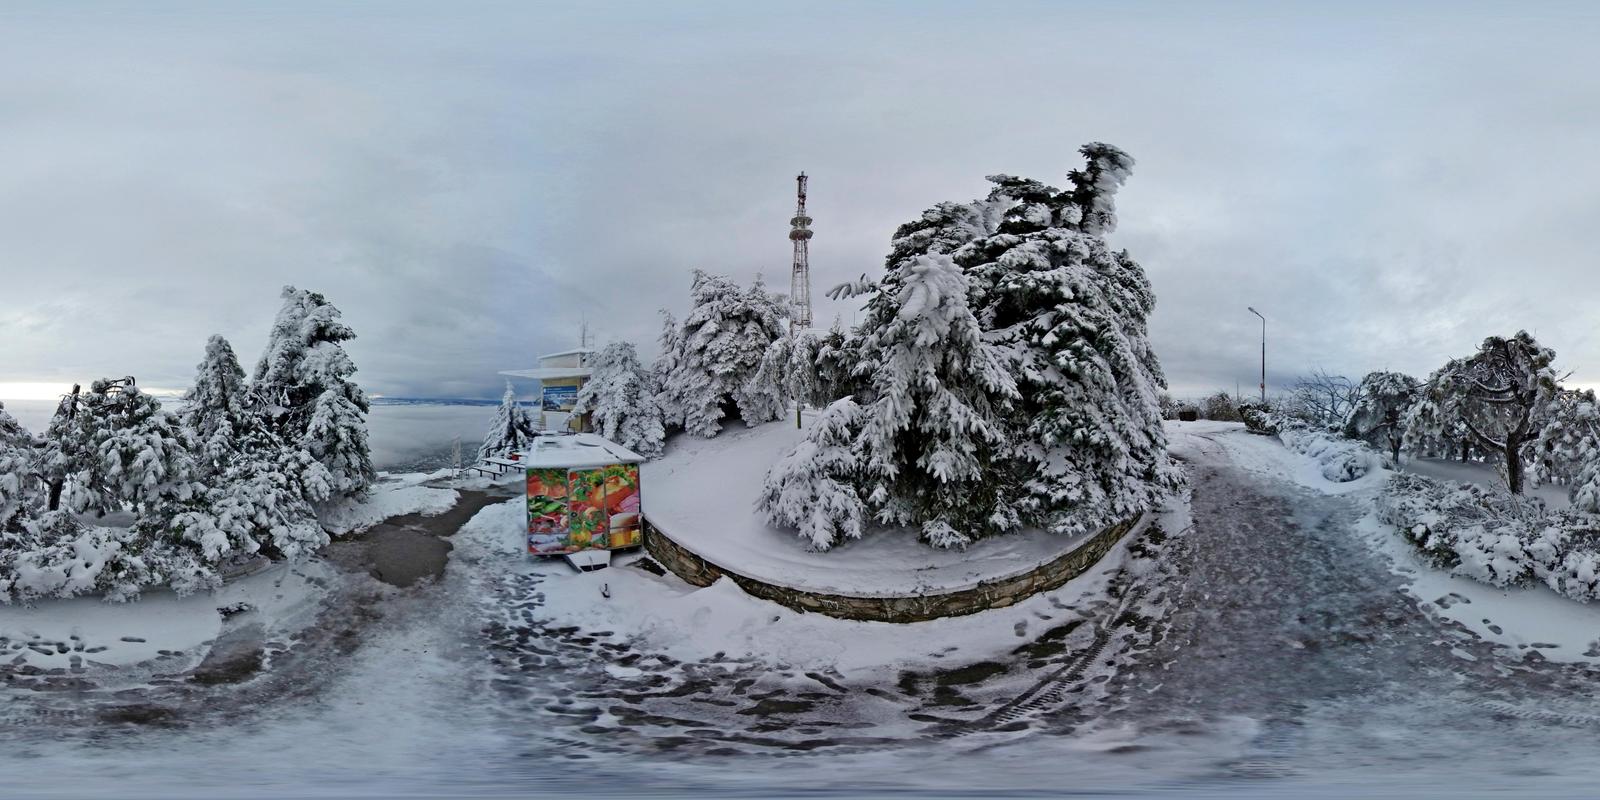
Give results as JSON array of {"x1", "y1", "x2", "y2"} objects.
[
  {"x1": 525, "y1": 462, "x2": 644, "y2": 555},
  {"x1": 526, "y1": 468, "x2": 569, "y2": 555},
  {"x1": 603, "y1": 464, "x2": 642, "y2": 549},
  {"x1": 567, "y1": 467, "x2": 610, "y2": 551}
]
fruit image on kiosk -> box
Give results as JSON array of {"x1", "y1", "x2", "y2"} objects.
[{"x1": 522, "y1": 432, "x2": 645, "y2": 571}]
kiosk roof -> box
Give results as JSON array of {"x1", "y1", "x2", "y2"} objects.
[{"x1": 520, "y1": 433, "x2": 646, "y2": 469}]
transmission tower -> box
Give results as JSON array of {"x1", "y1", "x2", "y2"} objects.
[{"x1": 789, "y1": 172, "x2": 813, "y2": 329}]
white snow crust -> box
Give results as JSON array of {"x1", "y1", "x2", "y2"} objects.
[{"x1": 643, "y1": 420, "x2": 1105, "y2": 596}]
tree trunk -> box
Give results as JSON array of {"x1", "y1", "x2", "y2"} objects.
[
  {"x1": 1391, "y1": 438, "x2": 1402, "y2": 467},
  {"x1": 1505, "y1": 438, "x2": 1523, "y2": 494},
  {"x1": 47, "y1": 384, "x2": 80, "y2": 512},
  {"x1": 1460, "y1": 440, "x2": 1470, "y2": 463}
]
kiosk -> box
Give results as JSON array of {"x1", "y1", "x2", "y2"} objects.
[{"x1": 521, "y1": 432, "x2": 645, "y2": 571}]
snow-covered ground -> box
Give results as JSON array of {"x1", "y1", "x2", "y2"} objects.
[
  {"x1": 1403, "y1": 455, "x2": 1573, "y2": 509},
  {"x1": 1166, "y1": 420, "x2": 1389, "y2": 496},
  {"x1": 0, "y1": 559, "x2": 334, "y2": 672},
  {"x1": 1175, "y1": 422, "x2": 1600, "y2": 660},
  {"x1": 319, "y1": 470, "x2": 459, "y2": 535},
  {"x1": 644, "y1": 421, "x2": 1103, "y2": 595},
  {"x1": 1357, "y1": 511, "x2": 1600, "y2": 663},
  {"x1": 14, "y1": 421, "x2": 1600, "y2": 797},
  {"x1": 458, "y1": 495, "x2": 1149, "y2": 675},
  {"x1": 0, "y1": 470, "x2": 456, "y2": 669}
]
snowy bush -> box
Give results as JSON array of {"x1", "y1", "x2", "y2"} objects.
[
  {"x1": 570, "y1": 342, "x2": 666, "y2": 459},
  {"x1": 2, "y1": 513, "x2": 140, "y2": 603},
  {"x1": 1278, "y1": 427, "x2": 1383, "y2": 482},
  {"x1": 1377, "y1": 472, "x2": 1600, "y2": 601},
  {"x1": 657, "y1": 271, "x2": 790, "y2": 438},
  {"x1": 1200, "y1": 392, "x2": 1242, "y2": 422},
  {"x1": 1239, "y1": 401, "x2": 1278, "y2": 434},
  {"x1": 756, "y1": 397, "x2": 868, "y2": 550},
  {"x1": 1549, "y1": 532, "x2": 1600, "y2": 603}
]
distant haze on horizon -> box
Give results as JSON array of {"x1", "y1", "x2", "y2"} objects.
[{"x1": 5, "y1": 2, "x2": 1600, "y2": 401}]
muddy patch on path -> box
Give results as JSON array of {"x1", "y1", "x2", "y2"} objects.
[
  {"x1": 187, "y1": 622, "x2": 266, "y2": 686},
  {"x1": 329, "y1": 488, "x2": 515, "y2": 588}
]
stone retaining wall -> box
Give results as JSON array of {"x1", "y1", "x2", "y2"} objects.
[{"x1": 642, "y1": 515, "x2": 1143, "y2": 623}]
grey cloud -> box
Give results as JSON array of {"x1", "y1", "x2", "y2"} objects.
[{"x1": 5, "y1": 3, "x2": 1600, "y2": 400}]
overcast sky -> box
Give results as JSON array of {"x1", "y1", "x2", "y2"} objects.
[{"x1": 4, "y1": 2, "x2": 1600, "y2": 401}]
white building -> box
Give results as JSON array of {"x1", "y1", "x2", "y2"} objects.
[{"x1": 500, "y1": 347, "x2": 595, "y2": 432}]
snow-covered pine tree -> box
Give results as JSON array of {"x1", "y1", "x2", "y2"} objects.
[
  {"x1": 1406, "y1": 332, "x2": 1560, "y2": 494},
  {"x1": 960, "y1": 144, "x2": 1181, "y2": 537},
  {"x1": 654, "y1": 310, "x2": 685, "y2": 430},
  {"x1": 759, "y1": 191, "x2": 1016, "y2": 547},
  {"x1": 40, "y1": 385, "x2": 86, "y2": 512},
  {"x1": 570, "y1": 343, "x2": 666, "y2": 458},
  {"x1": 160, "y1": 432, "x2": 333, "y2": 568},
  {"x1": 746, "y1": 323, "x2": 863, "y2": 426},
  {"x1": 762, "y1": 143, "x2": 1180, "y2": 549},
  {"x1": 1068, "y1": 141, "x2": 1137, "y2": 236},
  {"x1": 657, "y1": 271, "x2": 789, "y2": 437},
  {"x1": 0, "y1": 402, "x2": 39, "y2": 530},
  {"x1": 42, "y1": 378, "x2": 198, "y2": 517},
  {"x1": 303, "y1": 389, "x2": 373, "y2": 498},
  {"x1": 1344, "y1": 371, "x2": 1420, "y2": 465},
  {"x1": 1535, "y1": 388, "x2": 1600, "y2": 512},
  {"x1": 746, "y1": 332, "x2": 821, "y2": 425},
  {"x1": 170, "y1": 335, "x2": 334, "y2": 564},
  {"x1": 811, "y1": 321, "x2": 855, "y2": 403},
  {"x1": 855, "y1": 254, "x2": 1021, "y2": 548},
  {"x1": 478, "y1": 381, "x2": 538, "y2": 461},
  {"x1": 758, "y1": 397, "x2": 868, "y2": 550},
  {"x1": 252, "y1": 286, "x2": 373, "y2": 496},
  {"x1": 181, "y1": 335, "x2": 255, "y2": 473}
]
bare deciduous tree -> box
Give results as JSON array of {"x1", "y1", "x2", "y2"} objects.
[{"x1": 1289, "y1": 369, "x2": 1363, "y2": 430}]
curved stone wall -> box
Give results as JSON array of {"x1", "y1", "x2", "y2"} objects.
[{"x1": 642, "y1": 515, "x2": 1144, "y2": 623}]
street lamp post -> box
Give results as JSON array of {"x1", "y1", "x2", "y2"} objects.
[{"x1": 1247, "y1": 306, "x2": 1265, "y2": 402}]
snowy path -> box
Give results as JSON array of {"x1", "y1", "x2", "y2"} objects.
[
  {"x1": 9, "y1": 425, "x2": 1600, "y2": 796},
  {"x1": 1052, "y1": 424, "x2": 1600, "y2": 788}
]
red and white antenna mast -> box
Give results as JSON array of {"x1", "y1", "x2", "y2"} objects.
[{"x1": 789, "y1": 172, "x2": 813, "y2": 329}]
